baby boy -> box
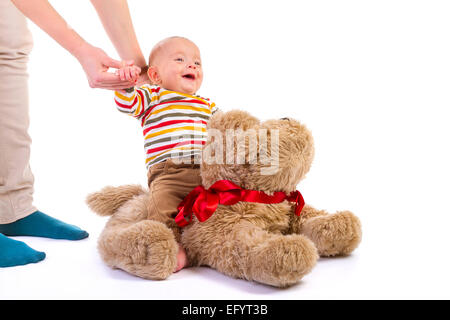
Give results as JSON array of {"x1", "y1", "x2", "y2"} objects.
[{"x1": 114, "y1": 36, "x2": 216, "y2": 272}]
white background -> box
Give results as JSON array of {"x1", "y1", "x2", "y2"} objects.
[{"x1": 1, "y1": 0, "x2": 450, "y2": 300}]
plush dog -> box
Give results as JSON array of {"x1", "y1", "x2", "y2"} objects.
[{"x1": 87, "y1": 110, "x2": 361, "y2": 287}]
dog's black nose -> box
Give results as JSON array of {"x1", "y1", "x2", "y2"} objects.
[{"x1": 280, "y1": 117, "x2": 291, "y2": 121}]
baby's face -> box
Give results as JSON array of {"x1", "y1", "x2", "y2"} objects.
[{"x1": 149, "y1": 38, "x2": 203, "y2": 95}]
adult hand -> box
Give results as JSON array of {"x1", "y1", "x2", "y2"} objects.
[
  {"x1": 74, "y1": 42, "x2": 137, "y2": 90},
  {"x1": 11, "y1": 0, "x2": 145, "y2": 90}
]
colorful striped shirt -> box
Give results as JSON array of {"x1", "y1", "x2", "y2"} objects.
[{"x1": 114, "y1": 85, "x2": 217, "y2": 169}]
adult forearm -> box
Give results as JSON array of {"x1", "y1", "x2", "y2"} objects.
[
  {"x1": 90, "y1": 0, "x2": 147, "y2": 68},
  {"x1": 11, "y1": 0, "x2": 138, "y2": 90},
  {"x1": 10, "y1": 0, "x2": 88, "y2": 59}
]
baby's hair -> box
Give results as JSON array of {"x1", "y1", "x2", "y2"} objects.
[{"x1": 148, "y1": 36, "x2": 192, "y2": 66}]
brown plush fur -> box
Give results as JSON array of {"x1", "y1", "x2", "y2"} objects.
[
  {"x1": 87, "y1": 185, "x2": 178, "y2": 279},
  {"x1": 87, "y1": 110, "x2": 362, "y2": 287}
]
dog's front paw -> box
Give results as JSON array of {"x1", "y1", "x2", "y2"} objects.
[
  {"x1": 98, "y1": 220, "x2": 179, "y2": 280},
  {"x1": 302, "y1": 211, "x2": 362, "y2": 256}
]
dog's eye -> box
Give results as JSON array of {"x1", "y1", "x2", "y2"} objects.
[{"x1": 280, "y1": 117, "x2": 291, "y2": 121}]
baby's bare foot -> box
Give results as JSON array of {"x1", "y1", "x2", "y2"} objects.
[{"x1": 175, "y1": 244, "x2": 187, "y2": 272}]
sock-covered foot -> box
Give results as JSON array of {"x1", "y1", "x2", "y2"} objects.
[
  {"x1": 0, "y1": 210, "x2": 89, "y2": 240},
  {"x1": 0, "y1": 233, "x2": 46, "y2": 268}
]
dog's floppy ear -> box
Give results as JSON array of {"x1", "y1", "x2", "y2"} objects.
[{"x1": 251, "y1": 118, "x2": 315, "y2": 193}]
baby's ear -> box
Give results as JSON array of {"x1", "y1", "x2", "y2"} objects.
[{"x1": 147, "y1": 66, "x2": 161, "y2": 85}]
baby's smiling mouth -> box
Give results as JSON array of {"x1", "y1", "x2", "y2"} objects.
[{"x1": 182, "y1": 73, "x2": 196, "y2": 80}]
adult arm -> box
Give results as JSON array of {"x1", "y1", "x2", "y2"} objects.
[
  {"x1": 11, "y1": 0, "x2": 135, "y2": 89},
  {"x1": 90, "y1": 0, "x2": 146, "y2": 69},
  {"x1": 90, "y1": 0, "x2": 149, "y2": 85}
]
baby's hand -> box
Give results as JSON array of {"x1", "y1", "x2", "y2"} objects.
[{"x1": 115, "y1": 61, "x2": 141, "y2": 83}]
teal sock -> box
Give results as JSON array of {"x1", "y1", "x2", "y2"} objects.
[
  {"x1": 0, "y1": 233, "x2": 46, "y2": 268},
  {"x1": 0, "y1": 210, "x2": 89, "y2": 240}
]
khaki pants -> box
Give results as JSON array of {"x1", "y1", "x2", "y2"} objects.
[
  {"x1": 0, "y1": 0, "x2": 36, "y2": 224},
  {"x1": 147, "y1": 158, "x2": 202, "y2": 242}
]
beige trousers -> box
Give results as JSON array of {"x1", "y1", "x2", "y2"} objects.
[
  {"x1": 147, "y1": 158, "x2": 202, "y2": 242},
  {"x1": 0, "y1": 0, "x2": 36, "y2": 224}
]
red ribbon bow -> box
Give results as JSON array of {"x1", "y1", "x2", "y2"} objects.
[{"x1": 175, "y1": 179, "x2": 305, "y2": 227}]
